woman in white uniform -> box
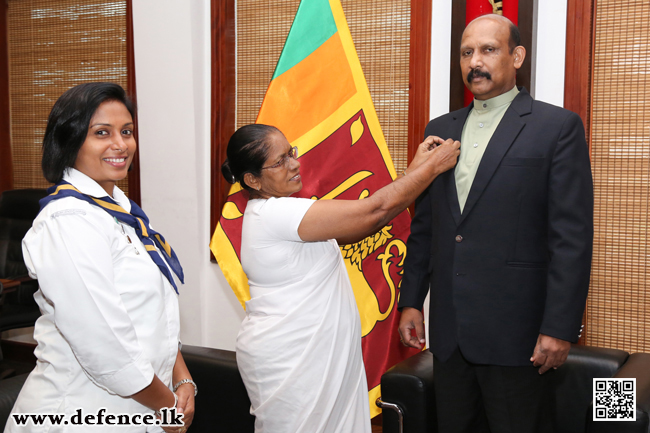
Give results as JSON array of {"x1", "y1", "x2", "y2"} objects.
[
  {"x1": 6, "y1": 83, "x2": 195, "y2": 433},
  {"x1": 221, "y1": 124, "x2": 460, "y2": 433}
]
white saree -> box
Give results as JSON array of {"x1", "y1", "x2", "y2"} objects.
[{"x1": 237, "y1": 197, "x2": 371, "y2": 433}]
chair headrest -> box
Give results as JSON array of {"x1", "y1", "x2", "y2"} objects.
[{"x1": 0, "y1": 189, "x2": 49, "y2": 220}]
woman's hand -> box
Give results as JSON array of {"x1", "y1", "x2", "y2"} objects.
[
  {"x1": 404, "y1": 135, "x2": 444, "y2": 174},
  {"x1": 405, "y1": 136, "x2": 460, "y2": 177},
  {"x1": 169, "y1": 384, "x2": 195, "y2": 432},
  {"x1": 424, "y1": 137, "x2": 461, "y2": 176},
  {"x1": 165, "y1": 350, "x2": 195, "y2": 432}
]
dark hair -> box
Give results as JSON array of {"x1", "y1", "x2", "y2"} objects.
[
  {"x1": 508, "y1": 21, "x2": 521, "y2": 54},
  {"x1": 221, "y1": 124, "x2": 279, "y2": 191},
  {"x1": 42, "y1": 82, "x2": 135, "y2": 184}
]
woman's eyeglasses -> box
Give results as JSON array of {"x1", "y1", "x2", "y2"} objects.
[{"x1": 262, "y1": 146, "x2": 299, "y2": 170}]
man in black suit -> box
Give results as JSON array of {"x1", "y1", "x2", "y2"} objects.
[{"x1": 398, "y1": 14, "x2": 593, "y2": 433}]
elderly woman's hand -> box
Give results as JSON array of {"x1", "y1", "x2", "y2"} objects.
[
  {"x1": 404, "y1": 136, "x2": 460, "y2": 177},
  {"x1": 404, "y1": 135, "x2": 444, "y2": 175},
  {"x1": 425, "y1": 138, "x2": 461, "y2": 176}
]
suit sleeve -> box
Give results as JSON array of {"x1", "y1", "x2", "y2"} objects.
[
  {"x1": 398, "y1": 181, "x2": 434, "y2": 311},
  {"x1": 540, "y1": 112, "x2": 594, "y2": 342}
]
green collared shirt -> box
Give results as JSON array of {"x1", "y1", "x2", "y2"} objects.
[{"x1": 455, "y1": 86, "x2": 519, "y2": 212}]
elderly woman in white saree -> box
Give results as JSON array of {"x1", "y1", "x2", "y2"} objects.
[{"x1": 221, "y1": 124, "x2": 460, "y2": 433}]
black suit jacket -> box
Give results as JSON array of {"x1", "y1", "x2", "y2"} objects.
[{"x1": 399, "y1": 88, "x2": 593, "y2": 366}]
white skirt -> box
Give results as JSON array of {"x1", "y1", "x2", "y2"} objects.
[{"x1": 236, "y1": 243, "x2": 371, "y2": 433}]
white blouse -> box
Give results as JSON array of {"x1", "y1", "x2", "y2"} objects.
[{"x1": 6, "y1": 168, "x2": 180, "y2": 433}]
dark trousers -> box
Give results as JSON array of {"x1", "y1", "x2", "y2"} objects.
[{"x1": 433, "y1": 347, "x2": 555, "y2": 433}]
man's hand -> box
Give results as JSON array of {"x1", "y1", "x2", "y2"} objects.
[
  {"x1": 398, "y1": 307, "x2": 426, "y2": 350},
  {"x1": 530, "y1": 334, "x2": 571, "y2": 374}
]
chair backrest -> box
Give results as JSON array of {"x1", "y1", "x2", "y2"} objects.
[
  {"x1": 0, "y1": 373, "x2": 30, "y2": 430},
  {"x1": 180, "y1": 345, "x2": 255, "y2": 432},
  {"x1": 555, "y1": 345, "x2": 629, "y2": 433},
  {"x1": 0, "y1": 189, "x2": 48, "y2": 279}
]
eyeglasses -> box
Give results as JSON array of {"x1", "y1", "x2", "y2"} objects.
[{"x1": 261, "y1": 146, "x2": 299, "y2": 170}]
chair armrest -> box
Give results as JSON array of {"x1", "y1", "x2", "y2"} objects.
[
  {"x1": 10, "y1": 276, "x2": 34, "y2": 284},
  {"x1": 587, "y1": 353, "x2": 650, "y2": 433},
  {"x1": 380, "y1": 350, "x2": 435, "y2": 433},
  {"x1": 180, "y1": 345, "x2": 254, "y2": 433},
  {"x1": 618, "y1": 354, "x2": 650, "y2": 416},
  {"x1": 555, "y1": 345, "x2": 629, "y2": 432}
]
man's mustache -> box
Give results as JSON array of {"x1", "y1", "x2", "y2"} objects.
[{"x1": 467, "y1": 69, "x2": 491, "y2": 82}]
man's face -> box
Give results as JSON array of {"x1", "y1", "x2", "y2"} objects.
[{"x1": 460, "y1": 17, "x2": 523, "y2": 101}]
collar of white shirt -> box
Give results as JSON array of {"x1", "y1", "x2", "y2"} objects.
[{"x1": 62, "y1": 167, "x2": 132, "y2": 213}]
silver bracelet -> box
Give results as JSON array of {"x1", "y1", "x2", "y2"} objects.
[{"x1": 173, "y1": 378, "x2": 198, "y2": 396}]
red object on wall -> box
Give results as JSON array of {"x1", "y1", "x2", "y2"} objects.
[
  {"x1": 501, "y1": 1, "x2": 519, "y2": 23},
  {"x1": 463, "y1": 0, "x2": 519, "y2": 106}
]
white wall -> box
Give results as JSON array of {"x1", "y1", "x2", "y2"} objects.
[
  {"x1": 429, "y1": 1, "x2": 453, "y2": 120},
  {"x1": 531, "y1": 0, "x2": 568, "y2": 106},
  {"x1": 132, "y1": 0, "x2": 244, "y2": 350},
  {"x1": 126, "y1": 0, "x2": 569, "y2": 352}
]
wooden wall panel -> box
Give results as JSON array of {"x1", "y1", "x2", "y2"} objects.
[
  {"x1": 210, "y1": 0, "x2": 236, "y2": 245},
  {"x1": 0, "y1": 0, "x2": 13, "y2": 193},
  {"x1": 408, "y1": 0, "x2": 433, "y2": 156},
  {"x1": 126, "y1": 0, "x2": 141, "y2": 205},
  {"x1": 564, "y1": 0, "x2": 594, "y2": 147}
]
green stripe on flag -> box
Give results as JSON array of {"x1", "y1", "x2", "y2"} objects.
[{"x1": 272, "y1": 0, "x2": 337, "y2": 80}]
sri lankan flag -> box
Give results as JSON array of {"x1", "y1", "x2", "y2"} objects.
[{"x1": 209, "y1": 0, "x2": 420, "y2": 417}]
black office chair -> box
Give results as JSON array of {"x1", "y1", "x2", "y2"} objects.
[{"x1": 0, "y1": 189, "x2": 48, "y2": 334}]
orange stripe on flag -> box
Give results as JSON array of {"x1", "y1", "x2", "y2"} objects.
[{"x1": 257, "y1": 32, "x2": 356, "y2": 143}]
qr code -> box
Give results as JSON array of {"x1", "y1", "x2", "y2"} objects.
[{"x1": 593, "y1": 378, "x2": 636, "y2": 421}]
